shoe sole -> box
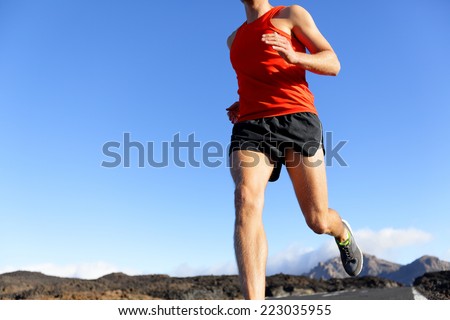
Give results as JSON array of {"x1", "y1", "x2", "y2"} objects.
[{"x1": 342, "y1": 219, "x2": 364, "y2": 276}]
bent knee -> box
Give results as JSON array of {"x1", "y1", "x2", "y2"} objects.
[{"x1": 305, "y1": 213, "x2": 330, "y2": 235}]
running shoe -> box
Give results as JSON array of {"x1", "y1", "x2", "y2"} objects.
[{"x1": 336, "y1": 220, "x2": 363, "y2": 277}]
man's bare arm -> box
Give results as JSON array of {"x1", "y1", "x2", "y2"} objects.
[
  {"x1": 226, "y1": 31, "x2": 240, "y2": 123},
  {"x1": 262, "y1": 5, "x2": 340, "y2": 76}
]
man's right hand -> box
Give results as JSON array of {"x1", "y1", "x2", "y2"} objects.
[{"x1": 226, "y1": 101, "x2": 240, "y2": 124}]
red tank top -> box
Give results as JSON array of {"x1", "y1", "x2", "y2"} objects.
[{"x1": 230, "y1": 6, "x2": 317, "y2": 122}]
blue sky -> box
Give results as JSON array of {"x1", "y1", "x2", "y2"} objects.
[{"x1": 1, "y1": 0, "x2": 449, "y2": 279}]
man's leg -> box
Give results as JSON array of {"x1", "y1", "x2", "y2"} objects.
[
  {"x1": 285, "y1": 148, "x2": 363, "y2": 276},
  {"x1": 285, "y1": 148, "x2": 347, "y2": 241},
  {"x1": 230, "y1": 150, "x2": 274, "y2": 300}
]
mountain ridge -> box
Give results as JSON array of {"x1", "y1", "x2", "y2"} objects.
[{"x1": 305, "y1": 254, "x2": 450, "y2": 285}]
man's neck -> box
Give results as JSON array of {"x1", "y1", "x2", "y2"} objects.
[{"x1": 243, "y1": 0, "x2": 273, "y2": 24}]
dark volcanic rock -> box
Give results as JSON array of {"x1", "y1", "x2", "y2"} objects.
[
  {"x1": 0, "y1": 272, "x2": 403, "y2": 300},
  {"x1": 413, "y1": 271, "x2": 450, "y2": 300},
  {"x1": 326, "y1": 276, "x2": 401, "y2": 292},
  {"x1": 0, "y1": 272, "x2": 243, "y2": 300},
  {"x1": 265, "y1": 274, "x2": 327, "y2": 298},
  {"x1": 265, "y1": 274, "x2": 401, "y2": 298}
]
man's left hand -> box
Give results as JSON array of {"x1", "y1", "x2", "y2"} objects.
[{"x1": 262, "y1": 32, "x2": 298, "y2": 65}]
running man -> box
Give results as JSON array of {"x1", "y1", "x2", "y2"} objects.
[{"x1": 227, "y1": 0, "x2": 363, "y2": 300}]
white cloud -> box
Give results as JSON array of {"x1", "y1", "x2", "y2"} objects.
[
  {"x1": 265, "y1": 227, "x2": 433, "y2": 275},
  {"x1": 445, "y1": 248, "x2": 450, "y2": 261},
  {"x1": 266, "y1": 242, "x2": 336, "y2": 275},
  {"x1": 355, "y1": 227, "x2": 433, "y2": 258},
  {"x1": 170, "y1": 243, "x2": 336, "y2": 277},
  {"x1": 0, "y1": 262, "x2": 135, "y2": 280},
  {"x1": 171, "y1": 227, "x2": 435, "y2": 277},
  {"x1": 1, "y1": 228, "x2": 435, "y2": 279},
  {"x1": 171, "y1": 262, "x2": 237, "y2": 277}
]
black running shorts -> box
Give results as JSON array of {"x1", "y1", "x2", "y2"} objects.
[{"x1": 229, "y1": 112, "x2": 325, "y2": 182}]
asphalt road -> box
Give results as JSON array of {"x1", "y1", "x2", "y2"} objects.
[{"x1": 275, "y1": 287, "x2": 428, "y2": 300}]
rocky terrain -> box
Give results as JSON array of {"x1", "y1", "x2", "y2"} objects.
[
  {"x1": 413, "y1": 271, "x2": 450, "y2": 300},
  {"x1": 0, "y1": 271, "x2": 402, "y2": 300},
  {"x1": 1, "y1": 254, "x2": 448, "y2": 300}
]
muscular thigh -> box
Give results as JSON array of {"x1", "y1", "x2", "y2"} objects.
[
  {"x1": 230, "y1": 150, "x2": 274, "y2": 193},
  {"x1": 284, "y1": 148, "x2": 329, "y2": 216}
]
